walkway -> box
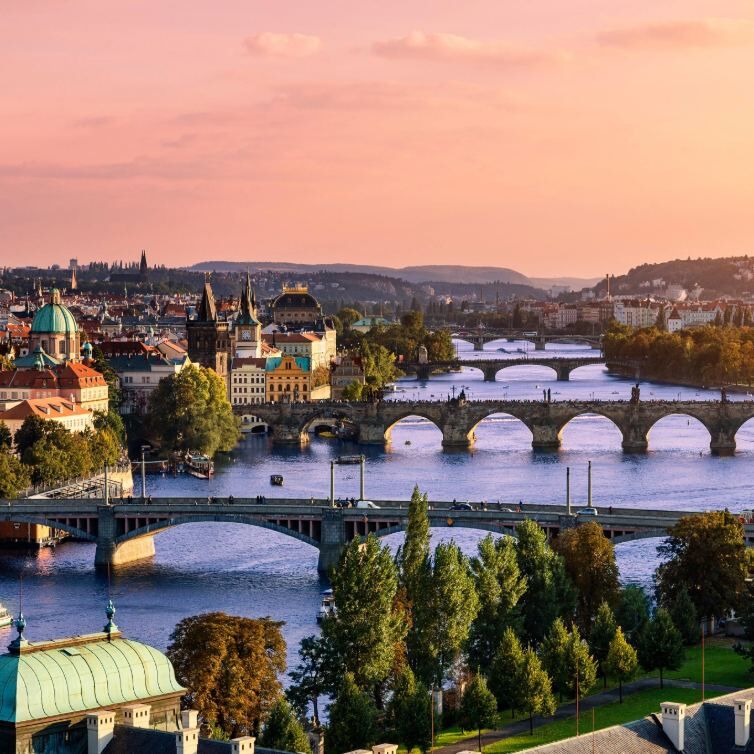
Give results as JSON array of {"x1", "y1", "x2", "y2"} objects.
[{"x1": 434, "y1": 678, "x2": 740, "y2": 754}]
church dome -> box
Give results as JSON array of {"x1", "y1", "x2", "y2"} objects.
[{"x1": 30, "y1": 290, "x2": 79, "y2": 335}]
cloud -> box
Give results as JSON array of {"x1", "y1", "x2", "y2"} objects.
[
  {"x1": 596, "y1": 18, "x2": 754, "y2": 50},
  {"x1": 244, "y1": 32, "x2": 321, "y2": 59},
  {"x1": 373, "y1": 31, "x2": 562, "y2": 67}
]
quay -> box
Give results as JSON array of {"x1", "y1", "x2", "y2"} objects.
[{"x1": 1, "y1": 497, "x2": 752, "y2": 572}]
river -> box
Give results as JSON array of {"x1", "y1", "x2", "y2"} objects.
[{"x1": 0, "y1": 340, "x2": 750, "y2": 666}]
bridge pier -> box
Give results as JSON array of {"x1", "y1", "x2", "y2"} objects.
[
  {"x1": 534, "y1": 339, "x2": 546, "y2": 351},
  {"x1": 531, "y1": 424, "x2": 561, "y2": 451},
  {"x1": 360, "y1": 422, "x2": 387, "y2": 444},
  {"x1": 473, "y1": 340, "x2": 485, "y2": 352},
  {"x1": 710, "y1": 428, "x2": 736, "y2": 456},
  {"x1": 317, "y1": 509, "x2": 346, "y2": 573},
  {"x1": 271, "y1": 424, "x2": 308, "y2": 445},
  {"x1": 554, "y1": 364, "x2": 571, "y2": 381},
  {"x1": 94, "y1": 506, "x2": 156, "y2": 568},
  {"x1": 441, "y1": 424, "x2": 474, "y2": 449},
  {"x1": 482, "y1": 367, "x2": 498, "y2": 382}
]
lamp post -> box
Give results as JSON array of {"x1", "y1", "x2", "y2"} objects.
[
  {"x1": 140, "y1": 446, "x2": 149, "y2": 500},
  {"x1": 566, "y1": 466, "x2": 571, "y2": 515},
  {"x1": 587, "y1": 460, "x2": 593, "y2": 509}
]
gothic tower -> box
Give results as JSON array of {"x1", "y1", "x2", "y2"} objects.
[
  {"x1": 138, "y1": 249, "x2": 149, "y2": 282},
  {"x1": 233, "y1": 272, "x2": 261, "y2": 358},
  {"x1": 187, "y1": 281, "x2": 230, "y2": 384}
]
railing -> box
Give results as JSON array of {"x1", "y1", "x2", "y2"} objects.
[{"x1": 18, "y1": 461, "x2": 131, "y2": 499}]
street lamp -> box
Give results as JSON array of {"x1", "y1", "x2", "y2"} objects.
[{"x1": 140, "y1": 445, "x2": 149, "y2": 500}]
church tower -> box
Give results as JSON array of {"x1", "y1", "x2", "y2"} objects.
[
  {"x1": 233, "y1": 272, "x2": 261, "y2": 358},
  {"x1": 187, "y1": 280, "x2": 230, "y2": 383},
  {"x1": 138, "y1": 250, "x2": 148, "y2": 282}
]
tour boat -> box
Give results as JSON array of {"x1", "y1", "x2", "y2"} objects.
[
  {"x1": 317, "y1": 590, "x2": 336, "y2": 623},
  {"x1": 0, "y1": 603, "x2": 12, "y2": 629},
  {"x1": 185, "y1": 452, "x2": 214, "y2": 479},
  {"x1": 270, "y1": 474, "x2": 284, "y2": 486}
]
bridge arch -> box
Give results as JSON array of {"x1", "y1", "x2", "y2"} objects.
[
  {"x1": 558, "y1": 410, "x2": 625, "y2": 449},
  {"x1": 464, "y1": 410, "x2": 535, "y2": 446},
  {"x1": 384, "y1": 411, "x2": 445, "y2": 444},
  {"x1": 297, "y1": 409, "x2": 359, "y2": 437},
  {"x1": 372, "y1": 520, "x2": 520, "y2": 541},
  {"x1": 492, "y1": 363, "x2": 560, "y2": 382},
  {"x1": 0, "y1": 514, "x2": 97, "y2": 542},
  {"x1": 646, "y1": 412, "x2": 713, "y2": 450}
]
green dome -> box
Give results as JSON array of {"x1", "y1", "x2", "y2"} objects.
[{"x1": 30, "y1": 289, "x2": 79, "y2": 335}]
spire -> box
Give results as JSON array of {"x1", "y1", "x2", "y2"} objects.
[
  {"x1": 104, "y1": 599, "x2": 118, "y2": 636},
  {"x1": 139, "y1": 249, "x2": 148, "y2": 273},
  {"x1": 197, "y1": 282, "x2": 217, "y2": 321},
  {"x1": 9, "y1": 612, "x2": 27, "y2": 654},
  {"x1": 240, "y1": 272, "x2": 253, "y2": 319}
]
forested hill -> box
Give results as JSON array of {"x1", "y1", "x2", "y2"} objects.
[{"x1": 596, "y1": 256, "x2": 754, "y2": 299}]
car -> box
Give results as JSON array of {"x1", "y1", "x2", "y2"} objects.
[
  {"x1": 450, "y1": 503, "x2": 473, "y2": 511},
  {"x1": 577, "y1": 507, "x2": 598, "y2": 516},
  {"x1": 356, "y1": 500, "x2": 380, "y2": 509}
]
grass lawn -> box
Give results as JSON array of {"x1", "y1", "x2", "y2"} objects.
[
  {"x1": 663, "y1": 638, "x2": 754, "y2": 688},
  {"x1": 484, "y1": 687, "x2": 720, "y2": 754}
]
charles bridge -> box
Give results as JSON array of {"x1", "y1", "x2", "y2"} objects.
[
  {"x1": 239, "y1": 397, "x2": 754, "y2": 453},
  {"x1": 2, "y1": 497, "x2": 752, "y2": 571}
]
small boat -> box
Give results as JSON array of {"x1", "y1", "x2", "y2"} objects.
[
  {"x1": 318, "y1": 430, "x2": 337, "y2": 439},
  {"x1": 270, "y1": 474, "x2": 284, "y2": 486},
  {"x1": 0, "y1": 603, "x2": 12, "y2": 629},
  {"x1": 405, "y1": 440, "x2": 411, "y2": 446},
  {"x1": 185, "y1": 452, "x2": 214, "y2": 479},
  {"x1": 317, "y1": 590, "x2": 336, "y2": 623},
  {"x1": 336, "y1": 455, "x2": 363, "y2": 465}
]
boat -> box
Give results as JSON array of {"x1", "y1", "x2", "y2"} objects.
[
  {"x1": 270, "y1": 474, "x2": 284, "y2": 486},
  {"x1": 336, "y1": 455, "x2": 362, "y2": 465},
  {"x1": 317, "y1": 590, "x2": 336, "y2": 623},
  {"x1": 318, "y1": 430, "x2": 337, "y2": 439},
  {"x1": 0, "y1": 603, "x2": 12, "y2": 629},
  {"x1": 185, "y1": 452, "x2": 214, "y2": 479}
]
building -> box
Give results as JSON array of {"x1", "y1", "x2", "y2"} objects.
[
  {"x1": 270, "y1": 285, "x2": 322, "y2": 326},
  {"x1": 267, "y1": 332, "x2": 332, "y2": 370},
  {"x1": 108, "y1": 250, "x2": 149, "y2": 285},
  {"x1": 233, "y1": 272, "x2": 262, "y2": 359},
  {"x1": 186, "y1": 282, "x2": 231, "y2": 387},
  {"x1": 28, "y1": 289, "x2": 81, "y2": 362},
  {"x1": 0, "y1": 396, "x2": 94, "y2": 437},
  {"x1": 330, "y1": 353, "x2": 365, "y2": 399},
  {"x1": 516, "y1": 690, "x2": 754, "y2": 753},
  {"x1": 108, "y1": 352, "x2": 190, "y2": 415},
  {"x1": 231, "y1": 357, "x2": 267, "y2": 406},
  {"x1": 265, "y1": 354, "x2": 312, "y2": 402},
  {"x1": 351, "y1": 316, "x2": 393, "y2": 333}
]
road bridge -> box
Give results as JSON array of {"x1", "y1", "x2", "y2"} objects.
[
  {"x1": 239, "y1": 398, "x2": 754, "y2": 453},
  {"x1": 2, "y1": 497, "x2": 750, "y2": 571},
  {"x1": 403, "y1": 356, "x2": 605, "y2": 381},
  {"x1": 450, "y1": 330, "x2": 602, "y2": 351}
]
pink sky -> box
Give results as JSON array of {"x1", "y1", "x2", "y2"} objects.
[{"x1": 2, "y1": 0, "x2": 753, "y2": 277}]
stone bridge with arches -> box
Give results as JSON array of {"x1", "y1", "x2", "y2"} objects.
[
  {"x1": 451, "y1": 330, "x2": 602, "y2": 351},
  {"x1": 2, "y1": 498, "x2": 749, "y2": 572},
  {"x1": 242, "y1": 398, "x2": 754, "y2": 454},
  {"x1": 404, "y1": 355, "x2": 606, "y2": 381}
]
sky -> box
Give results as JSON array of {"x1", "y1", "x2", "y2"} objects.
[{"x1": 2, "y1": 1, "x2": 754, "y2": 277}]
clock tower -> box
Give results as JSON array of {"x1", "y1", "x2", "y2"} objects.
[{"x1": 234, "y1": 271, "x2": 261, "y2": 358}]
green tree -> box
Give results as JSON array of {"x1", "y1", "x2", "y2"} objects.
[
  {"x1": 388, "y1": 668, "x2": 432, "y2": 754},
  {"x1": 167, "y1": 613, "x2": 286, "y2": 737},
  {"x1": 515, "y1": 520, "x2": 576, "y2": 645},
  {"x1": 323, "y1": 536, "x2": 405, "y2": 702},
  {"x1": 14, "y1": 415, "x2": 59, "y2": 457},
  {"x1": 554, "y1": 522, "x2": 620, "y2": 633},
  {"x1": 467, "y1": 535, "x2": 527, "y2": 670},
  {"x1": 541, "y1": 620, "x2": 596, "y2": 701},
  {"x1": 615, "y1": 586, "x2": 650, "y2": 645},
  {"x1": 259, "y1": 697, "x2": 311, "y2": 754},
  {"x1": 489, "y1": 627, "x2": 525, "y2": 716},
  {"x1": 341, "y1": 380, "x2": 364, "y2": 400},
  {"x1": 519, "y1": 648, "x2": 556, "y2": 733},
  {"x1": 336, "y1": 307, "x2": 363, "y2": 330},
  {"x1": 93, "y1": 409, "x2": 126, "y2": 446},
  {"x1": 604, "y1": 628, "x2": 638, "y2": 703},
  {"x1": 459, "y1": 674, "x2": 498, "y2": 753},
  {"x1": 666, "y1": 587, "x2": 699, "y2": 646},
  {"x1": 325, "y1": 673, "x2": 378, "y2": 754},
  {"x1": 590, "y1": 602, "x2": 617, "y2": 687},
  {"x1": 288, "y1": 635, "x2": 334, "y2": 724},
  {"x1": 0, "y1": 450, "x2": 31, "y2": 498},
  {"x1": 638, "y1": 608, "x2": 685, "y2": 688},
  {"x1": 0, "y1": 421, "x2": 11, "y2": 450},
  {"x1": 412, "y1": 542, "x2": 479, "y2": 685},
  {"x1": 656, "y1": 511, "x2": 747, "y2": 622},
  {"x1": 655, "y1": 306, "x2": 667, "y2": 331},
  {"x1": 147, "y1": 364, "x2": 240, "y2": 456},
  {"x1": 540, "y1": 618, "x2": 569, "y2": 701},
  {"x1": 359, "y1": 341, "x2": 400, "y2": 393}
]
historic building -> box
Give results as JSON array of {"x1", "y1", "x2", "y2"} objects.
[
  {"x1": 265, "y1": 354, "x2": 311, "y2": 402},
  {"x1": 186, "y1": 282, "x2": 230, "y2": 385},
  {"x1": 108, "y1": 250, "x2": 149, "y2": 285},
  {"x1": 330, "y1": 353, "x2": 366, "y2": 399},
  {"x1": 27, "y1": 289, "x2": 80, "y2": 362},
  {"x1": 233, "y1": 272, "x2": 262, "y2": 359},
  {"x1": 270, "y1": 284, "x2": 322, "y2": 326},
  {"x1": 0, "y1": 396, "x2": 94, "y2": 437}
]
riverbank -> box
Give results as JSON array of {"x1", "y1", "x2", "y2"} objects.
[{"x1": 606, "y1": 364, "x2": 754, "y2": 395}]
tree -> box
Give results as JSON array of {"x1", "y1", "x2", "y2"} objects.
[
  {"x1": 0, "y1": 421, "x2": 11, "y2": 450},
  {"x1": 489, "y1": 627, "x2": 525, "y2": 716},
  {"x1": 397, "y1": 486, "x2": 430, "y2": 600},
  {"x1": 655, "y1": 306, "x2": 667, "y2": 331},
  {"x1": 540, "y1": 618, "x2": 569, "y2": 700},
  {"x1": 312, "y1": 364, "x2": 331, "y2": 388},
  {"x1": 325, "y1": 673, "x2": 378, "y2": 754},
  {"x1": 147, "y1": 364, "x2": 240, "y2": 456},
  {"x1": 91, "y1": 345, "x2": 122, "y2": 409},
  {"x1": 341, "y1": 380, "x2": 364, "y2": 400},
  {"x1": 411, "y1": 542, "x2": 479, "y2": 685},
  {"x1": 388, "y1": 668, "x2": 432, "y2": 754},
  {"x1": 519, "y1": 648, "x2": 556, "y2": 733},
  {"x1": 322, "y1": 536, "x2": 404, "y2": 702},
  {"x1": 336, "y1": 308, "x2": 362, "y2": 330},
  {"x1": 359, "y1": 341, "x2": 400, "y2": 393},
  {"x1": 604, "y1": 628, "x2": 638, "y2": 703},
  {"x1": 459, "y1": 674, "x2": 498, "y2": 753},
  {"x1": 541, "y1": 619, "x2": 596, "y2": 701},
  {"x1": 554, "y1": 522, "x2": 620, "y2": 633},
  {"x1": 666, "y1": 587, "x2": 699, "y2": 646},
  {"x1": 638, "y1": 608, "x2": 685, "y2": 688},
  {"x1": 590, "y1": 602, "x2": 617, "y2": 687},
  {"x1": 656, "y1": 511, "x2": 747, "y2": 622},
  {"x1": 467, "y1": 535, "x2": 527, "y2": 670},
  {"x1": 14, "y1": 415, "x2": 57, "y2": 458},
  {"x1": 167, "y1": 612, "x2": 286, "y2": 737},
  {"x1": 0, "y1": 450, "x2": 31, "y2": 498},
  {"x1": 259, "y1": 697, "x2": 311, "y2": 754},
  {"x1": 515, "y1": 520, "x2": 576, "y2": 645},
  {"x1": 288, "y1": 635, "x2": 333, "y2": 724},
  {"x1": 615, "y1": 586, "x2": 650, "y2": 645}
]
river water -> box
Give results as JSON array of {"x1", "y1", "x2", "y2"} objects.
[{"x1": 1, "y1": 340, "x2": 751, "y2": 666}]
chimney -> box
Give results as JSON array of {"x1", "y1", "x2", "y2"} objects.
[
  {"x1": 176, "y1": 709, "x2": 200, "y2": 754},
  {"x1": 87, "y1": 710, "x2": 115, "y2": 754},
  {"x1": 661, "y1": 702, "x2": 685, "y2": 751},
  {"x1": 373, "y1": 746, "x2": 398, "y2": 754},
  {"x1": 231, "y1": 736, "x2": 255, "y2": 754},
  {"x1": 735, "y1": 698, "x2": 751, "y2": 747},
  {"x1": 181, "y1": 710, "x2": 199, "y2": 730},
  {"x1": 122, "y1": 703, "x2": 151, "y2": 728}
]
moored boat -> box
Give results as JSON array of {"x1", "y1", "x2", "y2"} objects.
[
  {"x1": 185, "y1": 452, "x2": 214, "y2": 479},
  {"x1": 317, "y1": 589, "x2": 335, "y2": 623},
  {"x1": 0, "y1": 603, "x2": 12, "y2": 629},
  {"x1": 270, "y1": 474, "x2": 284, "y2": 486}
]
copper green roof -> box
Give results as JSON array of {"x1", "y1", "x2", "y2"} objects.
[
  {"x1": 0, "y1": 634, "x2": 185, "y2": 723},
  {"x1": 30, "y1": 290, "x2": 79, "y2": 335}
]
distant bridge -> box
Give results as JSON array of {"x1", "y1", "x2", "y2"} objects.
[
  {"x1": 2, "y1": 498, "x2": 751, "y2": 572},
  {"x1": 402, "y1": 355, "x2": 606, "y2": 381},
  {"x1": 236, "y1": 398, "x2": 751, "y2": 454},
  {"x1": 450, "y1": 329, "x2": 602, "y2": 352}
]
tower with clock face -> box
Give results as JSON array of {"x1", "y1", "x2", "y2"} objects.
[{"x1": 234, "y1": 272, "x2": 261, "y2": 358}]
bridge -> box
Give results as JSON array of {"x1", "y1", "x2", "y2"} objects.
[
  {"x1": 450, "y1": 329, "x2": 602, "y2": 352},
  {"x1": 239, "y1": 398, "x2": 754, "y2": 453},
  {"x1": 403, "y1": 356, "x2": 606, "y2": 381},
  {"x1": 2, "y1": 497, "x2": 751, "y2": 571}
]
